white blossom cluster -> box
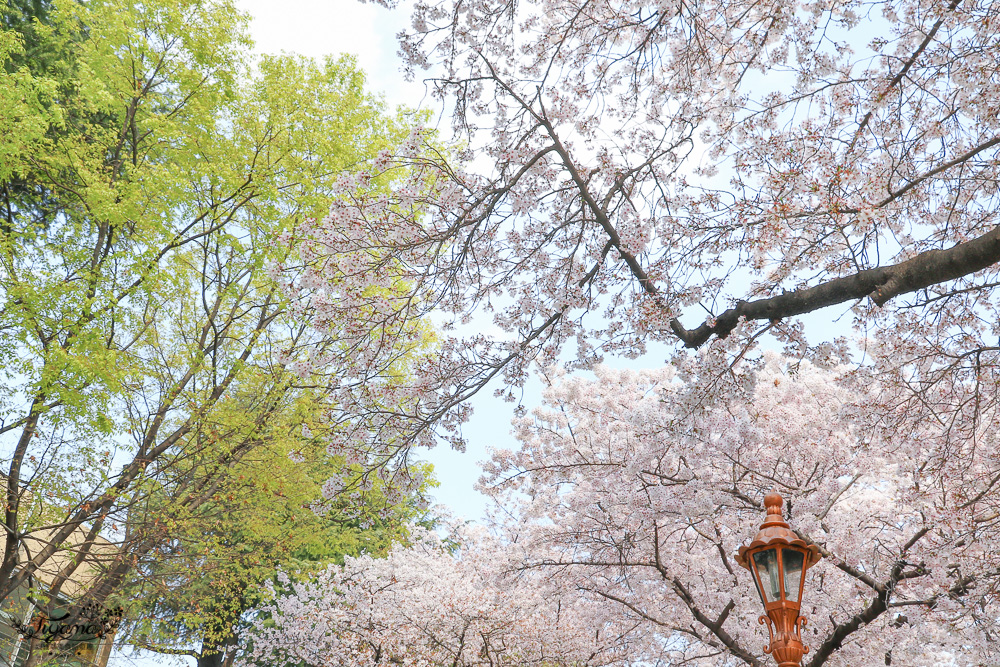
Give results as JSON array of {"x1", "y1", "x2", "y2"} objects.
[{"x1": 244, "y1": 524, "x2": 635, "y2": 666}]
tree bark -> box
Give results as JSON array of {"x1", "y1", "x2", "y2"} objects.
[{"x1": 670, "y1": 224, "x2": 1000, "y2": 348}]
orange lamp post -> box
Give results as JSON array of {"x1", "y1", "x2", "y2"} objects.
[{"x1": 736, "y1": 492, "x2": 822, "y2": 667}]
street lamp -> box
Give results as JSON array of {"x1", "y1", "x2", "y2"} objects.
[{"x1": 736, "y1": 492, "x2": 822, "y2": 667}]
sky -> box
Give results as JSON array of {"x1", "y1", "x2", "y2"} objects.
[{"x1": 236, "y1": 0, "x2": 427, "y2": 112}]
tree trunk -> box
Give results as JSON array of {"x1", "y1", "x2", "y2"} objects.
[{"x1": 197, "y1": 650, "x2": 223, "y2": 667}]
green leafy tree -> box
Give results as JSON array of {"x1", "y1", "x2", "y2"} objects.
[
  {"x1": 113, "y1": 389, "x2": 435, "y2": 667},
  {"x1": 0, "y1": 1, "x2": 431, "y2": 664}
]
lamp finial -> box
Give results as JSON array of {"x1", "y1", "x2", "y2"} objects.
[{"x1": 761, "y1": 492, "x2": 788, "y2": 529}]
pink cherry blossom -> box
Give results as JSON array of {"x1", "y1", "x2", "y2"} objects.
[
  {"x1": 287, "y1": 0, "x2": 1000, "y2": 463},
  {"x1": 253, "y1": 353, "x2": 1000, "y2": 665},
  {"x1": 245, "y1": 524, "x2": 636, "y2": 666}
]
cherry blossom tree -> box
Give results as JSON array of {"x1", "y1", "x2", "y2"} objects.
[
  {"x1": 250, "y1": 353, "x2": 1000, "y2": 665},
  {"x1": 243, "y1": 524, "x2": 637, "y2": 666},
  {"x1": 473, "y1": 354, "x2": 1000, "y2": 665},
  {"x1": 264, "y1": 1, "x2": 1000, "y2": 662},
  {"x1": 287, "y1": 0, "x2": 1000, "y2": 458}
]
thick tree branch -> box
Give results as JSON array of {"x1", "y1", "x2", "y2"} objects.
[
  {"x1": 804, "y1": 586, "x2": 891, "y2": 667},
  {"x1": 652, "y1": 525, "x2": 762, "y2": 666},
  {"x1": 671, "y1": 224, "x2": 1000, "y2": 348},
  {"x1": 671, "y1": 579, "x2": 763, "y2": 667},
  {"x1": 804, "y1": 527, "x2": 931, "y2": 667}
]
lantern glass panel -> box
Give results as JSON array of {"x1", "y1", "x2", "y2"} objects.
[
  {"x1": 783, "y1": 548, "x2": 805, "y2": 603},
  {"x1": 751, "y1": 571, "x2": 767, "y2": 607},
  {"x1": 753, "y1": 549, "x2": 782, "y2": 603}
]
